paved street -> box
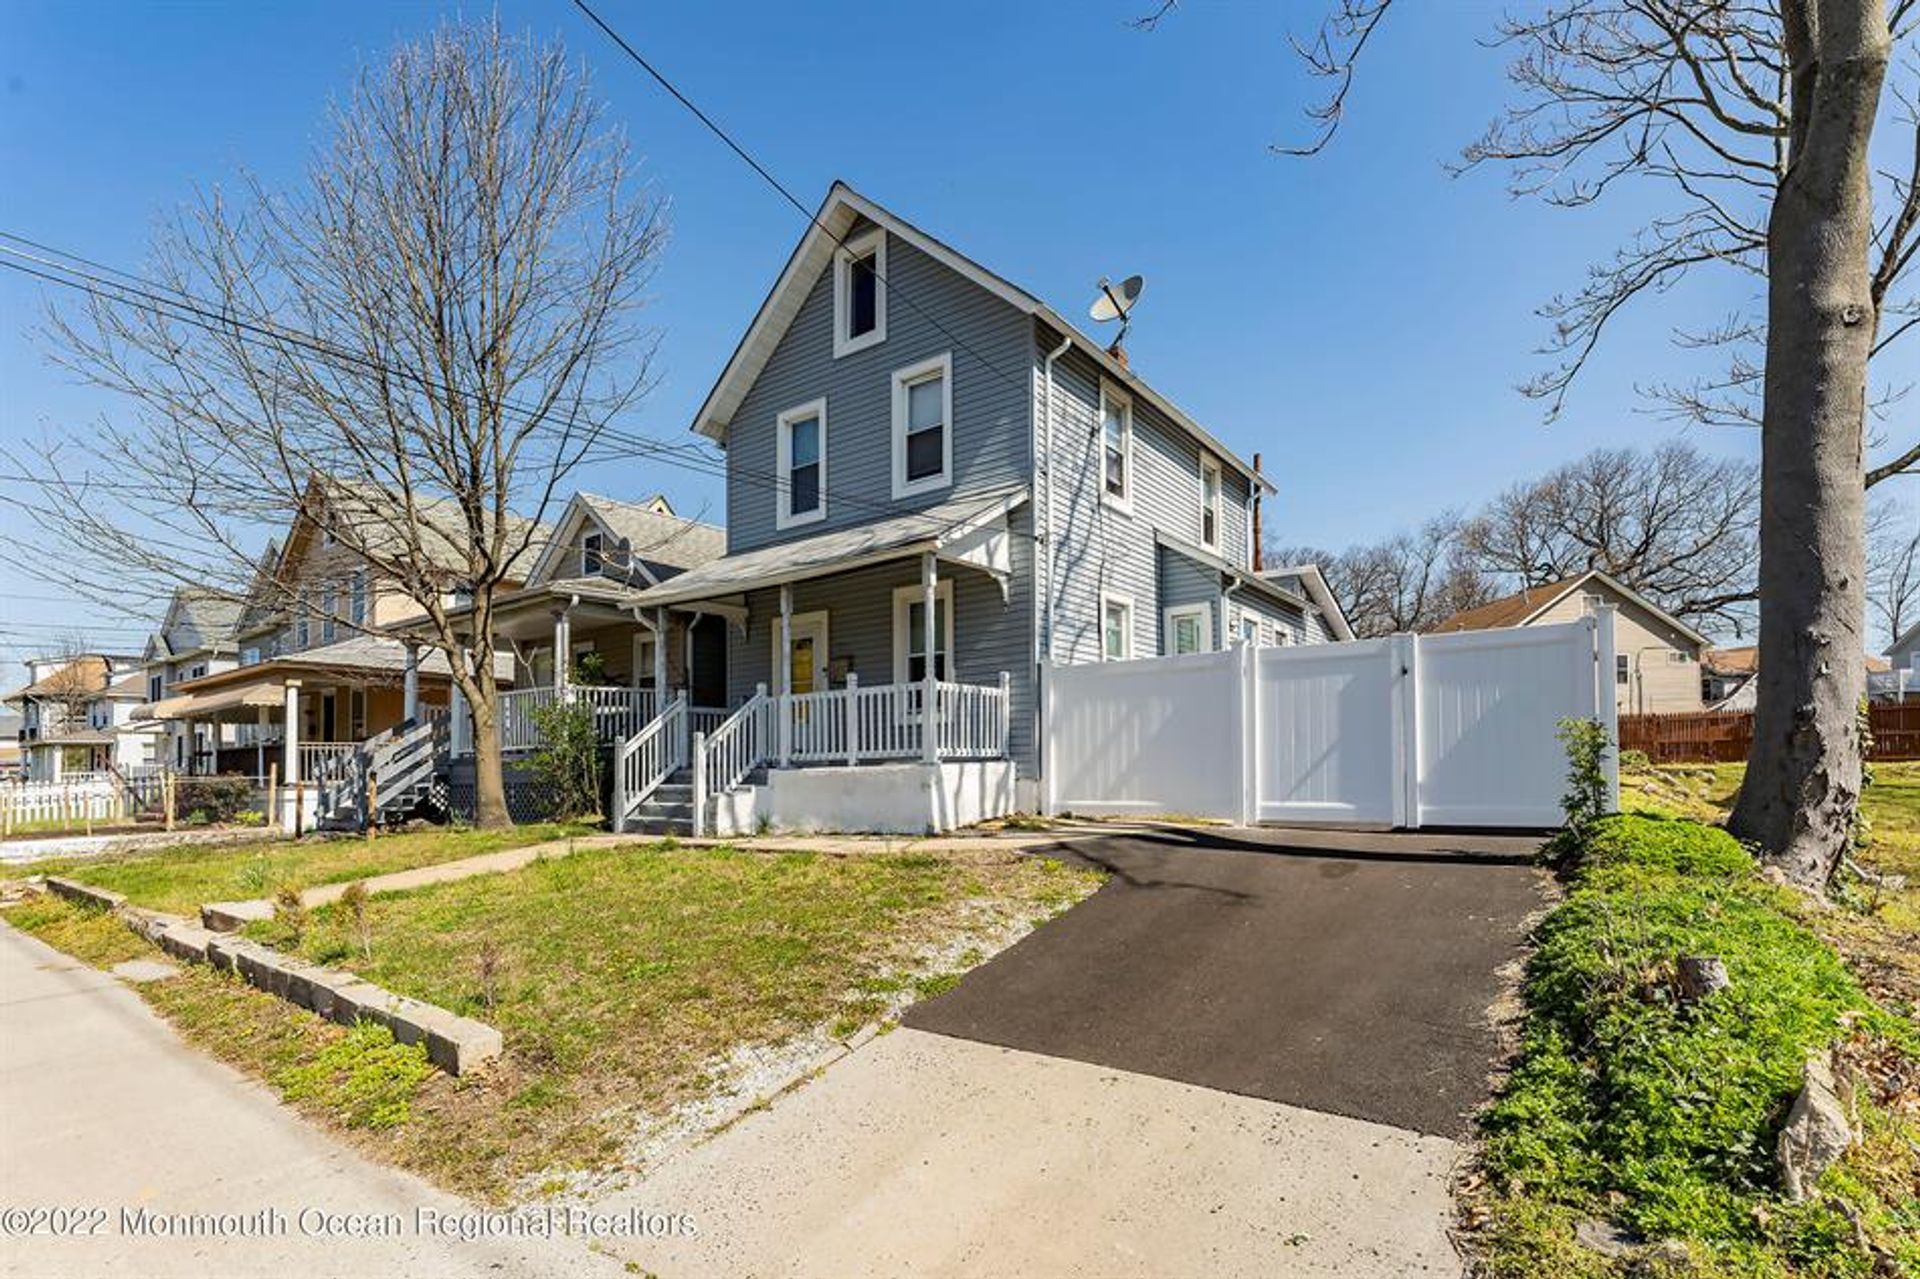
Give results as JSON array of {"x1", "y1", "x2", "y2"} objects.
[{"x1": 0, "y1": 922, "x2": 622, "y2": 1279}]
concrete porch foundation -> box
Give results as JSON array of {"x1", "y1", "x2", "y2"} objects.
[{"x1": 712, "y1": 760, "x2": 1015, "y2": 836}]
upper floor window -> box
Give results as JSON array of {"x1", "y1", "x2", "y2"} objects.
[
  {"x1": 1200, "y1": 455, "x2": 1223, "y2": 551},
  {"x1": 321, "y1": 586, "x2": 337, "y2": 643},
  {"x1": 1616, "y1": 654, "x2": 1631, "y2": 685},
  {"x1": 187, "y1": 663, "x2": 207, "y2": 680},
  {"x1": 350, "y1": 570, "x2": 367, "y2": 625},
  {"x1": 777, "y1": 398, "x2": 827, "y2": 530},
  {"x1": 147, "y1": 673, "x2": 163, "y2": 702},
  {"x1": 582, "y1": 532, "x2": 604, "y2": 576},
  {"x1": 1101, "y1": 385, "x2": 1132, "y2": 511},
  {"x1": 833, "y1": 228, "x2": 886, "y2": 358},
  {"x1": 294, "y1": 591, "x2": 311, "y2": 649},
  {"x1": 892, "y1": 353, "x2": 952, "y2": 499},
  {"x1": 241, "y1": 646, "x2": 261, "y2": 667}
]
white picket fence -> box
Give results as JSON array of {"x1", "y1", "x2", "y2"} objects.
[
  {"x1": 0, "y1": 775, "x2": 126, "y2": 830},
  {"x1": 1042, "y1": 613, "x2": 1619, "y2": 829}
]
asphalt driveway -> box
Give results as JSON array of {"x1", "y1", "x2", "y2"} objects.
[{"x1": 906, "y1": 826, "x2": 1547, "y2": 1137}]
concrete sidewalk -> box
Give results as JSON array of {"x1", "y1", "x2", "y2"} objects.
[{"x1": 0, "y1": 922, "x2": 624, "y2": 1279}]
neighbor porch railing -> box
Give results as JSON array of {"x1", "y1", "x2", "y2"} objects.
[
  {"x1": 457, "y1": 685, "x2": 659, "y2": 757},
  {"x1": 299, "y1": 742, "x2": 360, "y2": 786}
]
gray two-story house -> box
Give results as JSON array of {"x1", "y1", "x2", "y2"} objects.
[{"x1": 624, "y1": 183, "x2": 1349, "y2": 833}]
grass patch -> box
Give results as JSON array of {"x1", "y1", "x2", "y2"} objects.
[
  {"x1": 4, "y1": 895, "x2": 439, "y2": 1137},
  {"x1": 5, "y1": 823, "x2": 593, "y2": 915},
  {"x1": 1472, "y1": 812, "x2": 1920, "y2": 1276},
  {"x1": 127, "y1": 841, "x2": 1095, "y2": 1200}
]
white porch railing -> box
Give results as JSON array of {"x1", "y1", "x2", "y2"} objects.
[
  {"x1": 456, "y1": 686, "x2": 660, "y2": 757},
  {"x1": 299, "y1": 743, "x2": 360, "y2": 785}
]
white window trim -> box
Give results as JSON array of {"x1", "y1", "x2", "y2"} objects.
[
  {"x1": 891, "y1": 580, "x2": 956, "y2": 685},
  {"x1": 582, "y1": 531, "x2": 604, "y2": 576},
  {"x1": 775, "y1": 397, "x2": 828, "y2": 531},
  {"x1": 1199, "y1": 454, "x2": 1223, "y2": 551},
  {"x1": 1099, "y1": 590, "x2": 1135, "y2": 662},
  {"x1": 1099, "y1": 383, "x2": 1134, "y2": 514},
  {"x1": 1164, "y1": 603, "x2": 1213, "y2": 656},
  {"x1": 833, "y1": 227, "x2": 887, "y2": 359},
  {"x1": 891, "y1": 351, "x2": 954, "y2": 500}
]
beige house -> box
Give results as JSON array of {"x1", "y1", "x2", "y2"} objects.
[{"x1": 1430, "y1": 570, "x2": 1708, "y2": 714}]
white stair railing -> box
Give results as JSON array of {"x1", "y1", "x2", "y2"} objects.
[
  {"x1": 692, "y1": 686, "x2": 774, "y2": 835},
  {"x1": 613, "y1": 694, "x2": 688, "y2": 832}
]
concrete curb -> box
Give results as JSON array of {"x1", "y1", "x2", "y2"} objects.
[{"x1": 35, "y1": 882, "x2": 502, "y2": 1076}]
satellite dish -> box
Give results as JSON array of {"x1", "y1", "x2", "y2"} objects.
[{"x1": 1089, "y1": 274, "x2": 1145, "y2": 324}]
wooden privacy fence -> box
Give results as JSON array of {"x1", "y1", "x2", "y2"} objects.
[{"x1": 1621, "y1": 703, "x2": 1920, "y2": 763}]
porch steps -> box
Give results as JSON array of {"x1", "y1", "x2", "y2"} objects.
[{"x1": 624, "y1": 772, "x2": 695, "y2": 837}]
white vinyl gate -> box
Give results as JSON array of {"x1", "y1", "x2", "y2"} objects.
[{"x1": 1043, "y1": 613, "x2": 1618, "y2": 829}]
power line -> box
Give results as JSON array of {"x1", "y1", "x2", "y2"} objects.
[{"x1": 0, "y1": 242, "x2": 1042, "y2": 548}]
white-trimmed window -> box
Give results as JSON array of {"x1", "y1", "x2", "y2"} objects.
[
  {"x1": 1240, "y1": 616, "x2": 1258, "y2": 647},
  {"x1": 892, "y1": 580, "x2": 955, "y2": 685},
  {"x1": 1100, "y1": 385, "x2": 1132, "y2": 510},
  {"x1": 892, "y1": 352, "x2": 953, "y2": 499},
  {"x1": 1165, "y1": 603, "x2": 1212, "y2": 655},
  {"x1": 1100, "y1": 591, "x2": 1134, "y2": 661},
  {"x1": 777, "y1": 398, "x2": 827, "y2": 530},
  {"x1": 582, "y1": 531, "x2": 604, "y2": 576},
  {"x1": 1200, "y1": 455, "x2": 1223, "y2": 550},
  {"x1": 242, "y1": 645, "x2": 262, "y2": 666},
  {"x1": 321, "y1": 586, "x2": 337, "y2": 643},
  {"x1": 833, "y1": 228, "x2": 887, "y2": 358},
  {"x1": 295, "y1": 591, "x2": 311, "y2": 649},
  {"x1": 350, "y1": 569, "x2": 367, "y2": 625}
]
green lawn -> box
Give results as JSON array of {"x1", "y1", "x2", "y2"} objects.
[
  {"x1": 8, "y1": 841, "x2": 1101, "y2": 1200},
  {"x1": 6, "y1": 824, "x2": 593, "y2": 915}
]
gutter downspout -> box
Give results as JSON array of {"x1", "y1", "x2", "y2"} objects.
[
  {"x1": 1040, "y1": 333, "x2": 1072, "y2": 665},
  {"x1": 1221, "y1": 574, "x2": 1244, "y2": 651}
]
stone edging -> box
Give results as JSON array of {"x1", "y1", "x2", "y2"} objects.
[{"x1": 41, "y1": 877, "x2": 502, "y2": 1076}]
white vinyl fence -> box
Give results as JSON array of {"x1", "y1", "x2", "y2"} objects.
[
  {"x1": 0, "y1": 774, "x2": 125, "y2": 830},
  {"x1": 1043, "y1": 613, "x2": 1619, "y2": 829}
]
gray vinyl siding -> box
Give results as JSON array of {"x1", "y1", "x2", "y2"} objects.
[
  {"x1": 1230, "y1": 589, "x2": 1309, "y2": 646},
  {"x1": 725, "y1": 504, "x2": 1039, "y2": 775},
  {"x1": 1157, "y1": 546, "x2": 1222, "y2": 654},
  {"x1": 724, "y1": 224, "x2": 1033, "y2": 554}
]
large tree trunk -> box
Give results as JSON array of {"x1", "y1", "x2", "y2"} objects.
[
  {"x1": 1730, "y1": 0, "x2": 1887, "y2": 889},
  {"x1": 467, "y1": 651, "x2": 512, "y2": 830}
]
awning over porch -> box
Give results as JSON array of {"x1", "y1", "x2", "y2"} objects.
[
  {"x1": 152, "y1": 637, "x2": 511, "y2": 724},
  {"x1": 148, "y1": 682, "x2": 284, "y2": 722},
  {"x1": 631, "y1": 485, "x2": 1028, "y2": 610}
]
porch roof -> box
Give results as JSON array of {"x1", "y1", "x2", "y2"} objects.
[
  {"x1": 152, "y1": 637, "x2": 512, "y2": 722},
  {"x1": 631, "y1": 485, "x2": 1029, "y2": 608}
]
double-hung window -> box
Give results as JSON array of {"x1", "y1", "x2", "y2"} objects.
[
  {"x1": 1101, "y1": 592, "x2": 1133, "y2": 661},
  {"x1": 833, "y1": 228, "x2": 887, "y2": 357},
  {"x1": 777, "y1": 399, "x2": 827, "y2": 529},
  {"x1": 1200, "y1": 455, "x2": 1223, "y2": 550},
  {"x1": 1100, "y1": 385, "x2": 1132, "y2": 510},
  {"x1": 891, "y1": 353, "x2": 952, "y2": 498},
  {"x1": 582, "y1": 532, "x2": 604, "y2": 576},
  {"x1": 295, "y1": 592, "x2": 311, "y2": 649},
  {"x1": 893, "y1": 581, "x2": 955, "y2": 687},
  {"x1": 349, "y1": 570, "x2": 367, "y2": 625},
  {"x1": 321, "y1": 586, "x2": 337, "y2": 643}
]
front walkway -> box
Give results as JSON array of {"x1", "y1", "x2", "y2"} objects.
[{"x1": 0, "y1": 923, "x2": 621, "y2": 1279}]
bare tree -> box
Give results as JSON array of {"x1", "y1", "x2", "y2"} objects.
[
  {"x1": 2, "y1": 22, "x2": 667, "y2": 828},
  {"x1": 1137, "y1": 0, "x2": 1900, "y2": 887},
  {"x1": 1457, "y1": 442, "x2": 1761, "y2": 630},
  {"x1": 1274, "y1": 513, "x2": 1496, "y2": 637},
  {"x1": 1868, "y1": 496, "x2": 1920, "y2": 647}
]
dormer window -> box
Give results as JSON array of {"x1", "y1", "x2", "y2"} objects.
[
  {"x1": 833, "y1": 228, "x2": 886, "y2": 358},
  {"x1": 582, "y1": 532, "x2": 604, "y2": 576},
  {"x1": 1200, "y1": 455, "x2": 1222, "y2": 551}
]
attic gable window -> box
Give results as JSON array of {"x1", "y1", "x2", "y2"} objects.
[
  {"x1": 833, "y1": 228, "x2": 887, "y2": 358},
  {"x1": 582, "y1": 532, "x2": 604, "y2": 576},
  {"x1": 1100, "y1": 385, "x2": 1133, "y2": 511}
]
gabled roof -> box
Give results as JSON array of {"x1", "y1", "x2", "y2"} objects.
[
  {"x1": 1259, "y1": 564, "x2": 1357, "y2": 643},
  {"x1": 282, "y1": 477, "x2": 550, "y2": 587},
  {"x1": 1709, "y1": 644, "x2": 1887, "y2": 676},
  {"x1": 691, "y1": 182, "x2": 1273, "y2": 492},
  {"x1": 149, "y1": 587, "x2": 245, "y2": 662},
  {"x1": 525, "y1": 492, "x2": 727, "y2": 587},
  {"x1": 1429, "y1": 569, "x2": 1711, "y2": 647},
  {"x1": 4, "y1": 655, "x2": 111, "y2": 704}
]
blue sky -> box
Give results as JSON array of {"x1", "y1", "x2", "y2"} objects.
[{"x1": 0, "y1": 1, "x2": 1795, "y2": 680}]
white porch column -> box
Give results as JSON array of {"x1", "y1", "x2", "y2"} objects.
[
  {"x1": 282, "y1": 679, "x2": 302, "y2": 788},
  {"x1": 778, "y1": 585, "x2": 794, "y2": 767},
  {"x1": 921, "y1": 552, "x2": 940, "y2": 764},
  {"x1": 654, "y1": 607, "x2": 670, "y2": 696},
  {"x1": 552, "y1": 609, "x2": 572, "y2": 697},
  {"x1": 402, "y1": 642, "x2": 421, "y2": 719}
]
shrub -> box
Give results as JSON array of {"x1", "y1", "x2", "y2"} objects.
[
  {"x1": 1619, "y1": 748, "x2": 1652, "y2": 771},
  {"x1": 172, "y1": 774, "x2": 256, "y2": 824},
  {"x1": 1576, "y1": 813, "x2": 1753, "y2": 879},
  {"x1": 528, "y1": 699, "x2": 602, "y2": 822},
  {"x1": 1556, "y1": 716, "x2": 1613, "y2": 836}
]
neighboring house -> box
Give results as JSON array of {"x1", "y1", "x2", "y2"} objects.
[
  {"x1": 138, "y1": 587, "x2": 246, "y2": 773},
  {"x1": 0, "y1": 710, "x2": 21, "y2": 780},
  {"x1": 1879, "y1": 621, "x2": 1920, "y2": 700},
  {"x1": 1429, "y1": 569, "x2": 1707, "y2": 715},
  {"x1": 1721, "y1": 645, "x2": 1897, "y2": 708},
  {"x1": 3, "y1": 653, "x2": 159, "y2": 780},
  {"x1": 149, "y1": 487, "x2": 530, "y2": 780},
  {"x1": 613, "y1": 182, "x2": 1350, "y2": 829}
]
